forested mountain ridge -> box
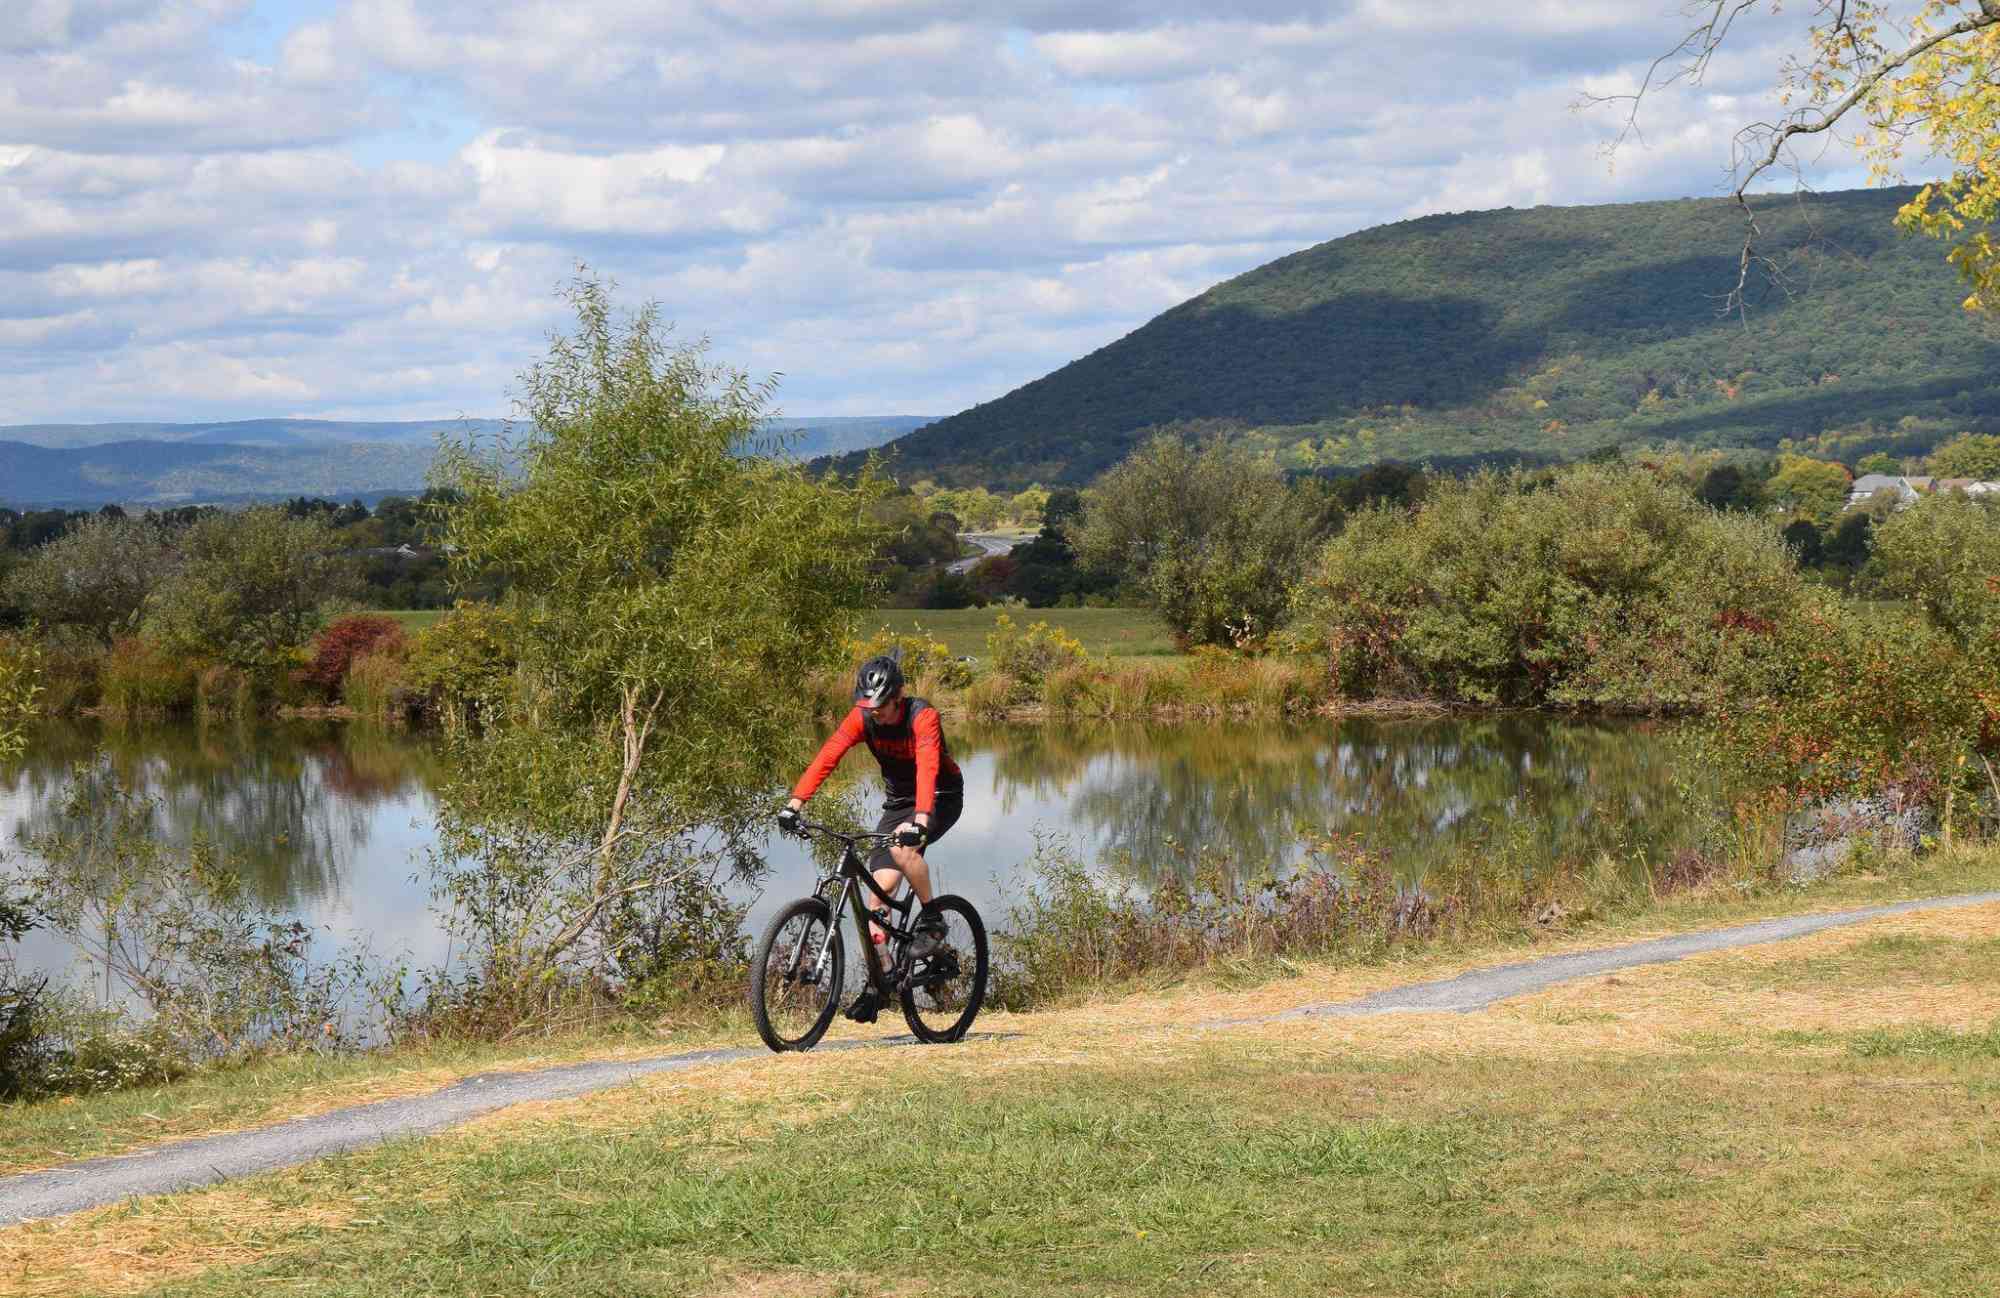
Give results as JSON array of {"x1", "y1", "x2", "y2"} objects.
[
  {"x1": 832, "y1": 186, "x2": 2000, "y2": 488},
  {"x1": 0, "y1": 416, "x2": 928, "y2": 507}
]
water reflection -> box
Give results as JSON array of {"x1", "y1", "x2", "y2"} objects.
[
  {"x1": 2, "y1": 720, "x2": 444, "y2": 907},
  {"x1": 967, "y1": 716, "x2": 1710, "y2": 885},
  {"x1": 1, "y1": 714, "x2": 1720, "y2": 985}
]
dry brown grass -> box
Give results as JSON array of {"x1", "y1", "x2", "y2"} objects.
[{"x1": 0, "y1": 1189, "x2": 353, "y2": 1298}]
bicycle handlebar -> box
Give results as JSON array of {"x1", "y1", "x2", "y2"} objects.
[{"x1": 790, "y1": 818, "x2": 895, "y2": 848}]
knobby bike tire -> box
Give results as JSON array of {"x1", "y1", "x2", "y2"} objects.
[
  {"x1": 751, "y1": 896, "x2": 844, "y2": 1052},
  {"x1": 899, "y1": 894, "x2": 988, "y2": 1044}
]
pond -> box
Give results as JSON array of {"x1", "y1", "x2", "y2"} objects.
[{"x1": 1, "y1": 714, "x2": 1719, "y2": 989}]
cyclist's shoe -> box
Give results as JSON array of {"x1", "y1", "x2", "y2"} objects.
[
  {"x1": 908, "y1": 911, "x2": 948, "y2": 960},
  {"x1": 842, "y1": 986, "x2": 883, "y2": 1024}
]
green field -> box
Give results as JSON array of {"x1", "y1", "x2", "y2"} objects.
[
  {"x1": 364, "y1": 609, "x2": 444, "y2": 632},
  {"x1": 363, "y1": 606, "x2": 1176, "y2": 658},
  {"x1": 861, "y1": 606, "x2": 1179, "y2": 658}
]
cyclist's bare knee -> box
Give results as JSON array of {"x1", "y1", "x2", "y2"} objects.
[{"x1": 889, "y1": 844, "x2": 923, "y2": 874}]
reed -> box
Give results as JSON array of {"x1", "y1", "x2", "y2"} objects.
[
  {"x1": 99, "y1": 637, "x2": 199, "y2": 719},
  {"x1": 962, "y1": 670, "x2": 1018, "y2": 720},
  {"x1": 343, "y1": 650, "x2": 413, "y2": 726},
  {"x1": 194, "y1": 663, "x2": 255, "y2": 721}
]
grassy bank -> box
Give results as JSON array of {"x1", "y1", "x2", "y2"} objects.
[
  {"x1": 7, "y1": 843, "x2": 2000, "y2": 1193},
  {"x1": 9, "y1": 867, "x2": 2000, "y2": 1296}
]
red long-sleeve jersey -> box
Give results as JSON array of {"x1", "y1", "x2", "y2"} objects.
[{"x1": 792, "y1": 698, "x2": 964, "y2": 814}]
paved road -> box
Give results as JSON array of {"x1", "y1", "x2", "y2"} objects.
[
  {"x1": 946, "y1": 533, "x2": 1016, "y2": 574},
  {"x1": 5, "y1": 891, "x2": 1996, "y2": 1226}
]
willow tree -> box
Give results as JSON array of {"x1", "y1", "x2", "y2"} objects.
[
  {"x1": 427, "y1": 276, "x2": 883, "y2": 1000},
  {"x1": 1609, "y1": 2, "x2": 2000, "y2": 310}
]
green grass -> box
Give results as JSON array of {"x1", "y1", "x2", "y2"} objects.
[
  {"x1": 1687, "y1": 932, "x2": 2000, "y2": 991},
  {"x1": 862, "y1": 607, "x2": 1180, "y2": 658},
  {"x1": 362, "y1": 609, "x2": 444, "y2": 632},
  {"x1": 104, "y1": 1030, "x2": 2000, "y2": 1297}
]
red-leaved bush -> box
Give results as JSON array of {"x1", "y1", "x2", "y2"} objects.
[{"x1": 304, "y1": 615, "x2": 408, "y2": 698}]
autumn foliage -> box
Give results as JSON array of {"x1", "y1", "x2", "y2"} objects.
[{"x1": 304, "y1": 615, "x2": 408, "y2": 698}]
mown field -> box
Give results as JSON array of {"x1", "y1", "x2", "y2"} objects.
[
  {"x1": 9, "y1": 851, "x2": 2000, "y2": 1297},
  {"x1": 367, "y1": 607, "x2": 1179, "y2": 660},
  {"x1": 861, "y1": 607, "x2": 1178, "y2": 659}
]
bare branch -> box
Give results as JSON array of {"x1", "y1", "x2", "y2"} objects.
[{"x1": 1720, "y1": 6, "x2": 1998, "y2": 314}]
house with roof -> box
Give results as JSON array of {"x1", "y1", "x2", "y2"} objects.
[
  {"x1": 1845, "y1": 473, "x2": 2000, "y2": 511},
  {"x1": 1845, "y1": 474, "x2": 1929, "y2": 509}
]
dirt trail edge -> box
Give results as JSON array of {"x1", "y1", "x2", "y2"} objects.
[{"x1": 6, "y1": 890, "x2": 1997, "y2": 1226}]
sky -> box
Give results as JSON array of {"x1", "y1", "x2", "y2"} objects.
[{"x1": 0, "y1": 0, "x2": 1916, "y2": 426}]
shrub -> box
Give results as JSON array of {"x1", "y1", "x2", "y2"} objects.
[
  {"x1": 405, "y1": 601, "x2": 518, "y2": 722},
  {"x1": 303, "y1": 614, "x2": 408, "y2": 699},
  {"x1": 1695, "y1": 593, "x2": 1996, "y2": 826},
  {"x1": 3, "y1": 990, "x2": 191, "y2": 1100},
  {"x1": 100, "y1": 636, "x2": 199, "y2": 717},
  {"x1": 962, "y1": 670, "x2": 1018, "y2": 719},
  {"x1": 143, "y1": 507, "x2": 351, "y2": 671},
  {"x1": 987, "y1": 613, "x2": 1091, "y2": 698},
  {"x1": 845, "y1": 625, "x2": 972, "y2": 693},
  {"x1": 0, "y1": 632, "x2": 41, "y2": 756},
  {"x1": 995, "y1": 835, "x2": 1458, "y2": 1008},
  {"x1": 27, "y1": 631, "x2": 104, "y2": 716},
  {"x1": 1298, "y1": 463, "x2": 1807, "y2": 710}
]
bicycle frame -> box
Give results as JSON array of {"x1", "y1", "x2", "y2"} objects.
[{"x1": 793, "y1": 821, "x2": 915, "y2": 993}]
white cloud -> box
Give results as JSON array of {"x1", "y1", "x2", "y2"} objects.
[{"x1": 0, "y1": 0, "x2": 1937, "y2": 427}]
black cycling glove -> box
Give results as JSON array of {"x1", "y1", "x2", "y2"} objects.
[
  {"x1": 776, "y1": 806, "x2": 802, "y2": 836},
  {"x1": 892, "y1": 822, "x2": 929, "y2": 849}
]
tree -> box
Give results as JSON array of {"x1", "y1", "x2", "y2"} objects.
[
  {"x1": 427, "y1": 274, "x2": 884, "y2": 995},
  {"x1": 1782, "y1": 517, "x2": 1826, "y2": 565},
  {"x1": 143, "y1": 509, "x2": 350, "y2": 670},
  {"x1": 1611, "y1": 2, "x2": 2000, "y2": 311},
  {"x1": 0, "y1": 514, "x2": 178, "y2": 645},
  {"x1": 1009, "y1": 485, "x2": 1050, "y2": 528},
  {"x1": 1856, "y1": 451, "x2": 1901, "y2": 475},
  {"x1": 1073, "y1": 433, "x2": 1331, "y2": 647},
  {"x1": 1825, "y1": 510, "x2": 1876, "y2": 570},
  {"x1": 1697, "y1": 463, "x2": 1755, "y2": 511},
  {"x1": 1927, "y1": 432, "x2": 2000, "y2": 478},
  {"x1": 1767, "y1": 454, "x2": 1852, "y2": 523},
  {"x1": 1867, "y1": 492, "x2": 2000, "y2": 654},
  {"x1": 1042, "y1": 487, "x2": 1084, "y2": 533}
]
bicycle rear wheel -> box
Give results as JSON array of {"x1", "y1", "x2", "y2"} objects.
[
  {"x1": 751, "y1": 897, "x2": 844, "y2": 1052},
  {"x1": 898, "y1": 895, "x2": 988, "y2": 1044}
]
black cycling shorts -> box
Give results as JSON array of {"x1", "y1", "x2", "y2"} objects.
[{"x1": 867, "y1": 790, "x2": 963, "y2": 875}]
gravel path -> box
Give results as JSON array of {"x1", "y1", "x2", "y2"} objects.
[{"x1": 5, "y1": 890, "x2": 1996, "y2": 1226}]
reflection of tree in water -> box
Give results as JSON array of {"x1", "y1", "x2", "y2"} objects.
[
  {"x1": 970, "y1": 717, "x2": 1718, "y2": 887},
  {"x1": 1, "y1": 720, "x2": 443, "y2": 906}
]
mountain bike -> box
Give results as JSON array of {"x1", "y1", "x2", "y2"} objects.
[{"x1": 751, "y1": 819, "x2": 988, "y2": 1052}]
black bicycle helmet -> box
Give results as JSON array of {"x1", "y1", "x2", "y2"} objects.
[{"x1": 853, "y1": 650, "x2": 904, "y2": 708}]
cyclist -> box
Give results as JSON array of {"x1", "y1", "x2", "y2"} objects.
[{"x1": 778, "y1": 651, "x2": 964, "y2": 1023}]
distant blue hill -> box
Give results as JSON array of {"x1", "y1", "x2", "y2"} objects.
[{"x1": 0, "y1": 415, "x2": 931, "y2": 508}]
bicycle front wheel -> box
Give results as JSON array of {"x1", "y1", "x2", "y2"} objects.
[
  {"x1": 751, "y1": 897, "x2": 844, "y2": 1052},
  {"x1": 899, "y1": 894, "x2": 988, "y2": 1044}
]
